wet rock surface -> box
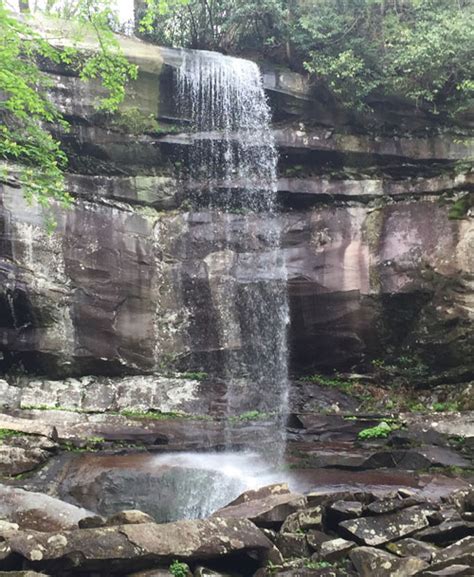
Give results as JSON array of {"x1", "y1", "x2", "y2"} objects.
[
  {"x1": 0, "y1": 478, "x2": 472, "y2": 576},
  {"x1": 0, "y1": 35, "x2": 472, "y2": 380},
  {"x1": 0, "y1": 474, "x2": 474, "y2": 577}
]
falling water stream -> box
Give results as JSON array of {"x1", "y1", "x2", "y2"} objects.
[{"x1": 177, "y1": 50, "x2": 290, "y2": 457}]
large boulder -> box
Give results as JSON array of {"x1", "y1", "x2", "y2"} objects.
[
  {"x1": 414, "y1": 521, "x2": 474, "y2": 545},
  {"x1": 349, "y1": 546, "x2": 428, "y2": 577},
  {"x1": 386, "y1": 538, "x2": 438, "y2": 562},
  {"x1": 425, "y1": 536, "x2": 474, "y2": 572},
  {"x1": 280, "y1": 506, "x2": 323, "y2": 533},
  {"x1": 0, "y1": 443, "x2": 52, "y2": 477},
  {"x1": 339, "y1": 506, "x2": 430, "y2": 546},
  {"x1": 0, "y1": 485, "x2": 91, "y2": 532},
  {"x1": 4, "y1": 517, "x2": 277, "y2": 573},
  {"x1": 213, "y1": 485, "x2": 307, "y2": 529}
]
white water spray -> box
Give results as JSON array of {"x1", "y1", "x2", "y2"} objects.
[{"x1": 177, "y1": 50, "x2": 289, "y2": 456}]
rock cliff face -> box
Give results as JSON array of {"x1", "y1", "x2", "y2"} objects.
[{"x1": 0, "y1": 32, "x2": 472, "y2": 383}]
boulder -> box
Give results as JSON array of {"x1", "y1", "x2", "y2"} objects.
[
  {"x1": 317, "y1": 538, "x2": 355, "y2": 562},
  {"x1": 325, "y1": 500, "x2": 363, "y2": 527},
  {"x1": 306, "y1": 530, "x2": 333, "y2": 551},
  {"x1": 306, "y1": 490, "x2": 376, "y2": 508},
  {"x1": 0, "y1": 380, "x2": 21, "y2": 409},
  {"x1": 419, "y1": 566, "x2": 474, "y2": 576},
  {"x1": 362, "y1": 448, "x2": 471, "y2": 470},
  {"x1": 5, "y1": 518, "x2": 277, "y2": 572},
  {"x1": 213, "y1": 486, "x2": 306, "y2": 529},
  {"x1": 0, "y1": 485, "x2": 91, "y2": 531},
  {"x1": 106, "y1": 509, "x2": 155, "y2": 526},
  {"x1": 426, "y1": 536, "x2": 474, "y2": 572},
  {"x1": 386, "y1": 538, "x2": 438, "y2": 562},
  {"x1": 349, "y1": 546, "x2": 428, "y2": 577},
  {"x1": 225, "y1": 484, "x2": 291, "y2": 506},
  {"x1": 366, "y1": 497, "x2": 421, "y2": 515},
  {"x1": 339, "y1": 506, "x2": 430, "y2": 546},
  {"x1": 0, "y1": 520, "x2": 20, "y2": 543},
  {"x1": 281, "y1": 507, "x2": 323, "y2": 533},
  {"x1": 275, "y1": 533, "x2": 311, "y2": 558},
  {"x1": 0, "y1": 441, "x2": 53, "y2": 477},
  {"x1": 78, "y1": 515, "x2": 106, "y2": 529},
  {"x1": 426, "y1": 508, "x2": 462, "y2": 525},
  {"x1": 0, "y1": 414, "x2": 56, "y2": 439},
  {"x1": 414, "y1": 521, "x2": 474, "y2": 545}
]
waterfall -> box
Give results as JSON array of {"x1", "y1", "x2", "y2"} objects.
[{"x1": 176, "y1": 50, "x2": 289, "y2": 456}]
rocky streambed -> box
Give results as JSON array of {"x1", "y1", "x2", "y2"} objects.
[
  {"x1": 0, "y1": 383, "x2": 472, "y2": 576},
  {"x1": 0, "y1": 477, "x2": 473, "y2": 576}
]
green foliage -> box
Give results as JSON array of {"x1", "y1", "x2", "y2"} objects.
[
  {"x1": 0, "y1": 428, "x2": 24, "y2": 440},
  {"x1": 169, "y1": 560, "x2": 189, "y2": 577},
  {"x1": 304, "y1": 560, "x2": 332, "y2": 569},
  {"x1": 119, "y1": 409, "x2": 183, "y2": 420},
  {"x1": 74, "y1": 1, "x2": 137, "y2": 111},
  {"x1": 358, "y1": 420, "x2": 400, "y2": 440},
  {"x1": 301, "y1": 373, "x2": 354, "y2": 393},
  {"x1": 228, "y1": 410, "x2": 270, "y2": 422},
  {"x1": 432, "y1": 401, "x2": 459, "y2": 412},
  {"x1": 111, "y1": 107, "x2": 160, "y2": 134},
  {"x1": 448, "y1": 193, "x2": 472, "y2": 220},
  {"x1": 177, "y1": 371, "x2": 208, "y2": 381},
  {"x1": 0, "y1": 1, "x2": 136, "y2": 212},
  {"x1": 371, "y1": 355, "x2": 429, "y2": 386},
  {"x1": 141, "y1": 0, "x2": 474, "y2": 114}
]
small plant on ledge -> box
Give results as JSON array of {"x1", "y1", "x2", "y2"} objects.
[
  {"x1": 169, "y1": 560, "x2": 190, "y2": 577},
  {"x1": 358, "y1": 421, "x2": 401, "y2": 440}
]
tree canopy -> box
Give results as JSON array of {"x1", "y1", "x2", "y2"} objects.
[
  {"x1": 1, "y1": 0, "x2": 472, "y2": 215},
  {"x1": 140, "y1": 0, "x2": 474, "y2": 114},
  {"x1": 0, "y1": 0, "x2": 137, "y2": 221}
]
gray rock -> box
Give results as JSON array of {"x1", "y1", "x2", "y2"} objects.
[
  {"x1": 226, "y1": 484, "x2": 292, "y2": 506},
  {"x1": 326, "y1": 500, "x2": 363, "y2": 524},
  {"x1": 275, "y1": 533, "x2": 311, "y2": 558},
  {"x1": 306, "y1": 530, "x2": 333, "y2": 551},
  {"x1": 366, "y1": 497, "x2": 420, "y2": 515},
  {"x1": 427, "y1": 508, "x2": 462, "y2": 525},
  {"x1": 318, "y1": 538, "x2": 355, "y2": 562},
  {"x1": 0, "y1": 380, "x2": 21, "y2": 409},
  {"x1": 415, "y1": 521, "x2": 474, "y2": 545},
  {"x1": 214, "y1": 486, "x2": 306, "y2": 529},
  {"x1": 280, "y1": 507, "x2": 323, "y2": 533},
  {"x1": 0, "y1": 485, "x2": 91, "y2": 531},
  {"x1": 349, "y1": 546, "x2": 428, "y2": 577},
  {"x1": 106, "y1": 509, "x2": 156, "y2": 525},
  {"x1": 386, "y1": 537, "x2": 438, "y2": 561},
  {"x1": 5, "y1": 518, "x2": 277, "y2": 571},
  {"x1": 339, "y1": 506, "x2": 430, "y2": 546},
  {"x1": 0, "y1": 444, "x2": 51, "y2": 477},
  {"x1": 0, "y1": 519, "x2": 19, "y2": 537},
  {"x1": 429, "y1": 536, "x2": 474, "y2": 571},
  {"x1": 419, "y1": 566, "x2": 474, "y2": 577},
  {"x1": 78, "y1": 515, "x2": 106, "y2": 529}
]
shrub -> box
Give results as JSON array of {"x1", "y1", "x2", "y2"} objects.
[{"x1": 169, "y1": 560, "x2": 189, "y2": 577}]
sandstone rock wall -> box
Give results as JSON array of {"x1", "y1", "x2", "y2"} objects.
[{"x1": 0, "y1": 33, "x2": 472, "y2": 381}]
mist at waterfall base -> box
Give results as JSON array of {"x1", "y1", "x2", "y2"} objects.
[{"x1": 147, "y1": 451, "x2": 296, "y2": 521}]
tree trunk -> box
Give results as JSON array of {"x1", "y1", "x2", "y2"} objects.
[{"x1": 19, "y1": 0, "x2": 30, "y2": 12}]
